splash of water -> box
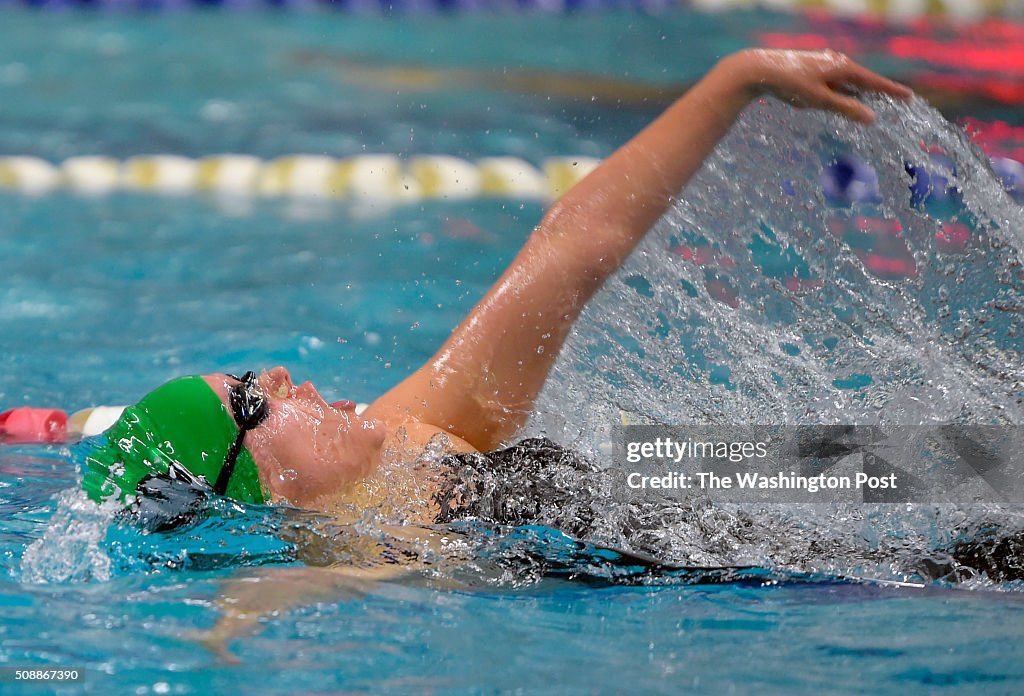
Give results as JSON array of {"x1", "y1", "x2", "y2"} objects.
[
  {"x1": 519, "y1": 95, "x2": 1024, "y2": 584},
  {"x1": 21, "y1": 488, "x2": 117, "y2": 583},
  {"x1": 534, "y1": 95, "x2": 1023, "y2": 444}
]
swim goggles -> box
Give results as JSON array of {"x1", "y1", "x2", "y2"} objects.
[{"x1": 214, "y1": 371, "x2": 271, "y2": 496}]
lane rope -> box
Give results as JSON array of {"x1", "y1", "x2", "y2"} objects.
[
  {"x1": 1, "y1": 152, "x2": 1021, "y2": 201},
  {"x1": 0, "y1": 154, "x2": 602, "y2": 201},
  {"x1": 3, "y1": 145, "x2": 1019, "y2": 442}
]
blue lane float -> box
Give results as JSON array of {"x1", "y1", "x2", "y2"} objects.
[
  {"x1": 819, "y1": 152, "x2": 1013, "y2": 208},
  {"x1": 992, "y1": 156, "x2": 1024, "y2": 196},
  {"x1": 821, "y1": 155, "x2": 881, "y2": 206}
]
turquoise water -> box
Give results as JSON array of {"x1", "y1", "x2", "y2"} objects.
[
  {"x1": 6, "y1": 449, "x2": 1024, "y2": 693},
  {"x1": 3, "y1": 7, "x2": 1024, "y2": 694}
]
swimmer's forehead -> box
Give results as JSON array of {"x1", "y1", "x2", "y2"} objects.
[
  {"x1": 201, "y1": 374, "x2": 235, "y2": 405},
  {"x1": 202, "y1": 373, "x2": 273, "y2": 416}
]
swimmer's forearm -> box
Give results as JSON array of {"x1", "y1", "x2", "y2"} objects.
[
  {"x1": 535, "y1": 53, "x2": 754, "y2": 282},
  {"x1": 196, "y1": 565, "x2": 410, "y2": 661}
]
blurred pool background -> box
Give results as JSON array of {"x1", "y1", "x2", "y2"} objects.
[{"x1": 2, "y1": 3, "x2": 1024, "y2": 694}]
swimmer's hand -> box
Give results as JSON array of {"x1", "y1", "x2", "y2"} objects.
[
  {"x1": 188, "y1": 625, "x2": 243, "y2": 665},
  {"x1": 189, "y1": 564, "x2": 414, "y2": 664},
  {"x1": 720, "y1": 49, "x2": 913, "y2": 125}
]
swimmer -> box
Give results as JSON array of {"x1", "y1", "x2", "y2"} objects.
[
  {"x1": 85, "y1": 49, "x2": 911, "y2": 517},
  {"x1": 78, "y1": 49, "x2": 912, "y2": 654}
]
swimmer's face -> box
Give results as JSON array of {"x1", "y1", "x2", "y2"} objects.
[{"x1": 202, "y1": 368, "x2": 385, "y2": 507}]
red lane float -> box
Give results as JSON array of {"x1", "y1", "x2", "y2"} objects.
[
  {"x1": 670, "y1": 245, "x2": 741, "y2": 307},
  {"x1": 0, "y1": 408, "x2": 68, "y2": 444}
]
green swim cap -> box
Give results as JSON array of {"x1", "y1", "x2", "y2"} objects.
[{"x1": 82, "y1": 376, "x2": 267, "y2": 505}]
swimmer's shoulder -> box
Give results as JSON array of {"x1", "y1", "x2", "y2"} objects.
[
  {"x1": 383, "y1": 418, "x2": 479, "y2": 460},
  {"x1": 325, "y1": 415, "x2": 476, "y2": 526},
  {"x1": 364, "y1": 400, "x2": 479, "y2": 462}
]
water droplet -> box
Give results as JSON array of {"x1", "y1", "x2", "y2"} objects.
[{"x1": 279, "y1": 469, "x2": 298, "y2": 482}]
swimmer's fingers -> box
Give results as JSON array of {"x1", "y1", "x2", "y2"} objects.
[
  {"x1": 735, "y1": 49, "x2": 910, "y2": 125},
  {"x1": 812, "y1": 85, "x2": 878, "y2": 125},
  {"x1": 772, "y1": 80, "x2": 876, "y2": 125},
  {"x1": 833, "y1": 60, "x2": 913, "y2": 101},
  {"x1": 823, "y1": 62, "x2": 913, "y2": 124}
]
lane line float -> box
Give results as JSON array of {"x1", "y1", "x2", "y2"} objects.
[
  {"x1": 0, "y1": 152, "x2": 1018, "y2": 202},
  {"x1": 0, "y1": 154, "x2": 604, "y2": 201}
]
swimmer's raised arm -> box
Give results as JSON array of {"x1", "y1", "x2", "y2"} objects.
[{"x1": 368, "y1": 50, "x2": 911, "y2": 452}]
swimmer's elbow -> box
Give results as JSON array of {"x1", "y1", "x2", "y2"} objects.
[
  {"x1": 537, "y1": 197, "x2": 585, "y2": 241},
  {"x1": 536, "y1": 199, "x2": 634, "y2": 276}
]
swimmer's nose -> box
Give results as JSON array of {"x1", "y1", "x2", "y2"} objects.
[{"x1": 263, "y1": 366, "x2": 294, "y2": 397}]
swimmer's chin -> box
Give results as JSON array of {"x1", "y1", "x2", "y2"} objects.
[
  {"x1": 263, "y1": 468, "x2": 372, "y2": 511},
  {"x1": 261, "y1": 478, "x2": 340, "y2": 511}
]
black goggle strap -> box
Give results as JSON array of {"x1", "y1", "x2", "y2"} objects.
[
  {"x1": 214, "y1": 428, "x2": 249, "y2": 496},
  {"x1": 213, "y1": 371, "x2": 269, "y2": 496},
  {"x1": 166, "y1": 458, "x2": 212, "y2": 490}
]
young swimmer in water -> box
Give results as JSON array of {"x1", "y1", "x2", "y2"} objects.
[
  {"x1": 76, "y1": 48, "x2": 918, "y2": 660},
  {"x1": 83, "y1": 49, "x2": 912, "y2": 528}
]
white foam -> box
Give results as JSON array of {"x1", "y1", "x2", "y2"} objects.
[{"x1": 21, "y1": 489, "x2": 116, "y2": 584}]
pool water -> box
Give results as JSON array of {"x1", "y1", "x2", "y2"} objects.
[{"x1": 3, "y1": 6, "x2": 1024, "y2": 694}]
